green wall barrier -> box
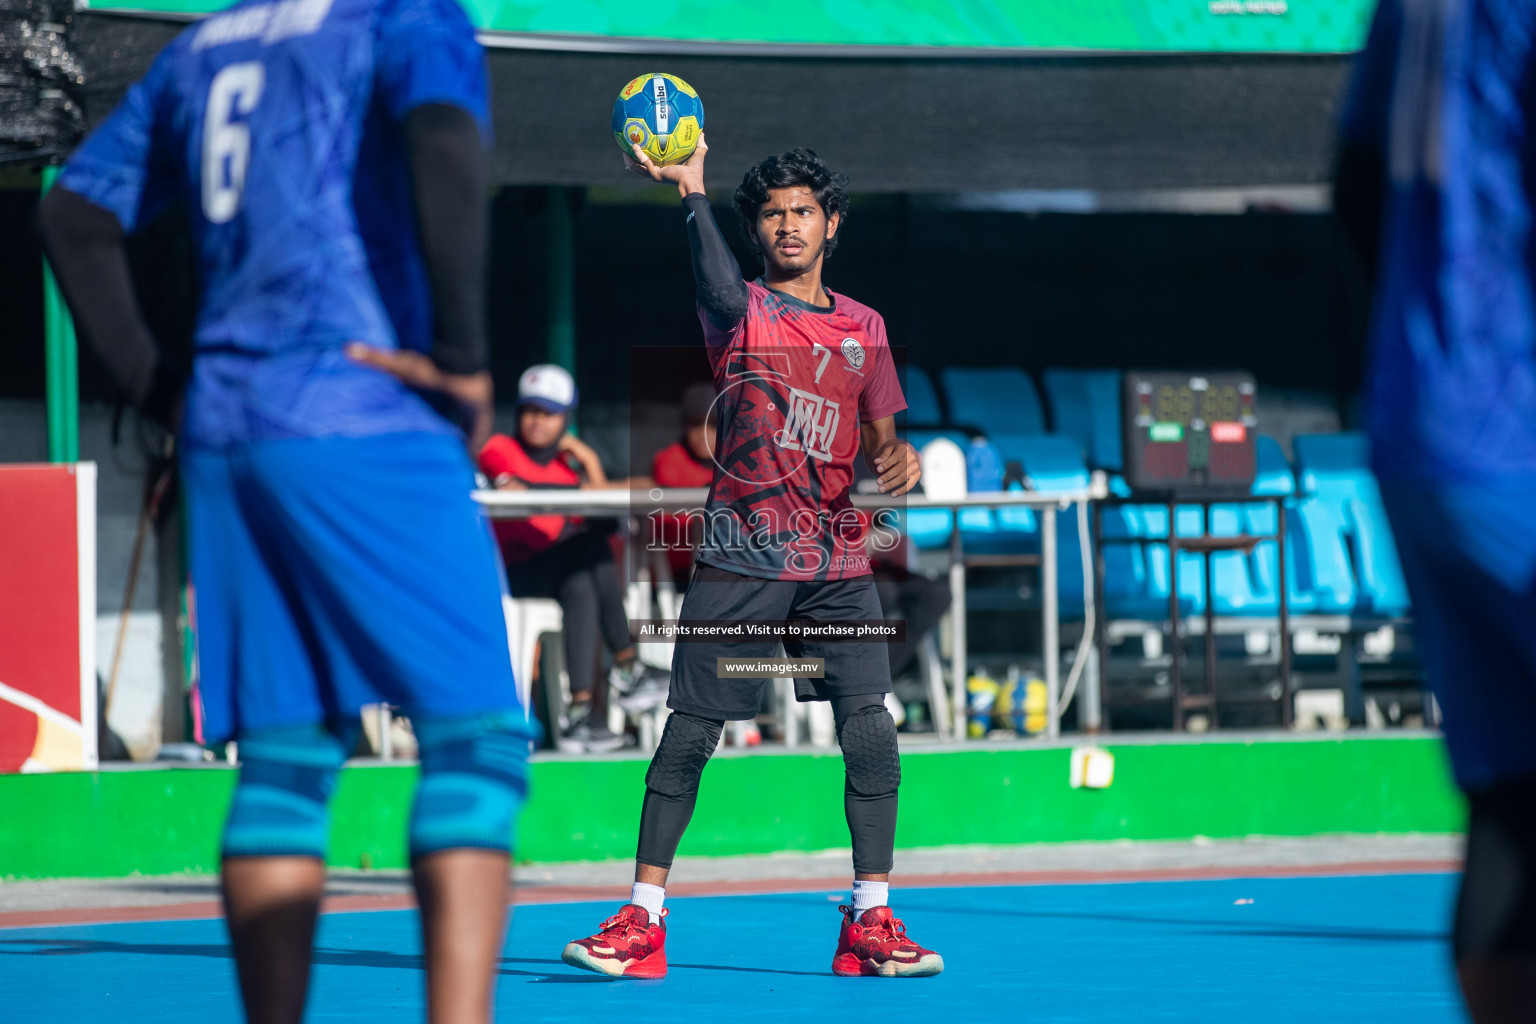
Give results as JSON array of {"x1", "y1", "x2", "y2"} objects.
[
  {"x1": 86, "y1": 0, "x2": 1374, "y2": 54},
  {"x1": 0, "y1": 735, "x2": 1464, "y2": 880}
]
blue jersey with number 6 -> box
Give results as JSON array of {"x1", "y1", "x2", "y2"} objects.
[
  {"x1": 57, "y1": 0, "x2": 489, "y2": 447},
  {"x1": 1342, "y1": 0, "x2": 1536, "y2": 484}
]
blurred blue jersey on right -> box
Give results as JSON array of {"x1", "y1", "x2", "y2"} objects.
[
  {"x1": 58, "y1": 0, "x2": 489, "y2": 447},
  {"x1": 1342, "y1": 0, "x2": 1536, "y2": 484},
  {"x1": 1344, "y1": 0, "x2": 1536, "y2": 792}
]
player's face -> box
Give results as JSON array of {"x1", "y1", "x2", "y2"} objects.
[
  {"x1": 685, "y1": 419, "x2": 716, "y2": 463},
  {"x1": 518, "y1": 406, "x2": 567, "y2": 448},
  {"x1": 756, "y1": 186, "x2": 840, "y2": 275}
]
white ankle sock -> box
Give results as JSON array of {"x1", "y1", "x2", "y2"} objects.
[
  {"x1": 631, "y1": 882, "x2": 665, "y2": 925},
  {"x1": 851, "y1": 880, "x2": 888, "y2": 916}
]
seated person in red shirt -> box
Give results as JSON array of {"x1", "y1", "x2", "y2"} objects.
[
  {"x1": 649, "y1": 382, "x2": 717, "y2": 583},
  {"x1": 480, "y1": 365, "x2": 664, "y2": 753}
]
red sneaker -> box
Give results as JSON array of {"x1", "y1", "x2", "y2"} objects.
[
  {"x1": 561, "y1": 904, "x2": 668, "y2": 979},
  {"x1": 831, "y1": 905, "x2": 944, "y2": 977}
]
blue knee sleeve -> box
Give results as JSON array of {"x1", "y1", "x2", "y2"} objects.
[
  {"x1": 223, "y1": 724, "x2": 349, "y2": 859},
  {"x1": 410, "y1": 711, "x2": 531, "y2": 858}
]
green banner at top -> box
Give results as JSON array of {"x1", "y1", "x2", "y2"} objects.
[{"x1": 88, "y1": 0, "x2": 1374, "y2": 53}]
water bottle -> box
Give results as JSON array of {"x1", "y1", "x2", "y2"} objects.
[{"x1": 966, "y1": 438, "x2": 1003, "y2": 493}]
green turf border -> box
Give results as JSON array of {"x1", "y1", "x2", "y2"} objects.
[{"x1": 0, "y1": 734, "x2": 1464, "y2": 879}]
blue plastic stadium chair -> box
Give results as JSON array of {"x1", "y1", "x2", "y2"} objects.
[
  {"x1": 1043, "y1": 369, "x2": 1124, "y2": 471},
  {"x1": 1145, "y1": 505, "x2": 1208, "y2": 615},
  {"x1": 991, "y1": 433, "x2": 1092, "y2": 618},
  {"x1": 903, "y1": 367, "x2": 943, "y2": 426},
  {"x1": 935, "y1": 433, "x2": 1094, "y2": 618},
  {"x1": 939, "y1": 367, "x2": 1046, "y2": 435},
  {"x1": 956, "y1": 433, "x2": 1095, "y2": 551},
  {"x1": 903, "y1": 428, "x2": 973, "y2": 550},
  {"x1": 1293, "y1": 433, "x2": 1411, "y2": 616},
  {"x1": 1098, "y1": 456, "x2": 1209, "y2": 622},
  {"x1": 897, "y1": 509, "x2": 952, "y2": 552},
  {"x1": 1288, "y1": 498, "x2": 1358, "y2": 613},
  {"x1": 1099, "y1": 502, "x2": 1206, "y2": 620},
  {"x1": 991, "y1": 433, "x2": 1092, "y2": 495},
  {"x1": 1254, "y1": 434, "x2": 1293, "y2": 495},
  {"x1": 934, "y1": 370, "x2": 1097, "y2": 610},
  {"x1": 1207, "y1": 436, "x2": 1294, "y2": 616},
  {"x1": 1100, "y1": 503, "x2": 1165, "y2": 620},
  {"x1": 1053, "y1": 501, "x2": 1091, "y2": 622},
  {"x1": 1202, "y1": 435, "x2": 1379, "y2": 617},
  {"x1": 1106, "y1": 435, "x2": 1356, "y2": 620},
  {"x1": 956, "y1": 437, "x2": 1038, "y2": 552}
]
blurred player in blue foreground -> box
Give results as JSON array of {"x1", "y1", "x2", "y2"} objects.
[
  {"x1": 1337, "y1": 1, "x2": 1536, "y2": 1020},
  {"x1": 36, "y1": 0, "x2": 534, "y2": 1020}
]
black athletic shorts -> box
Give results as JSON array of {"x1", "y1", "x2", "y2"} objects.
[{"x1": 666, "y1": 563, "x2": 893, "y2": 721}]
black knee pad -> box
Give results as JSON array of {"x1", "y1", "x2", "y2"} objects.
[
  {"x1": 1455, "y1": 779, "x2": 1536, "y2": 959},
  {"x1": 644, "y1": 713, "x2": 722, "y2": 799},
  {"x1": 838, "y1": 705, "x2": 901, "y2": 797}
]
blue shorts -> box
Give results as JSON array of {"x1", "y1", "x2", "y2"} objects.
[
  {"x1": 1382, "y1": 481, "x2": 1536, "y2": 791},
  {"x1": 183, "y1": 432, "x2": 524, "y2": 743}
]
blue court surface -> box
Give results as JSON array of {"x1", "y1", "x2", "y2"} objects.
[{"x1": 3, "y1": 872, "x2": 1465, "y2": 1023}]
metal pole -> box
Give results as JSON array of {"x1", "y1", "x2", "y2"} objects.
[
  {"x1": 949, "y1": 521, "x2": 967, "y2": 742},
  {"x1": 1278, "y1": 501, "x2": 1293, "y2": 728},
  {"x1": 781, "y1": 647, "x2": 797, "y2": 748},
  {"x1": 1203, "y1": 509, "x2": 1217, "y2": 719},
  {"x1": 41, "y1": 165, "x2": 80, "y2": 464},
  {"x1": 545, "y1": 186, "x2": 576, "y2": 374},
  {"x1": 1087, "y1": 500, "x2": 1112, "y2": 733},
  {"x1": 180, "y1": 489, "x2": 199, "y2": 746},
  {"x1": 1081, "y1": 498, "x2": 1103, "y2": 732},
  {"x1": 1042, "y1": 502, "x2": 1060, "y2": 739},
  {"x1": 1168, "y1": 500, "x2": 1183, "y2": 731},
  {"x1": 378, "y1": 704, "x2": 393, "y2": 761}
]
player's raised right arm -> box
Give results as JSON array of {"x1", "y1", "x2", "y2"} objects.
[{"x1": 683, "y1": 192, "x2": 748, "y2": 331}]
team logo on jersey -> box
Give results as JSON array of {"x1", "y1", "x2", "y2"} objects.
[
  {"x1": 841, "y1": 337, "x2": 865, "y2": 371},
  {"x1": 775, "y1": 388, "x2": 840, "y2": 463}
]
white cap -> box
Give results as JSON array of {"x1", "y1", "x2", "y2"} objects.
[{"x1": 517, "y1": 364, "x2": 577, "y2": 414}]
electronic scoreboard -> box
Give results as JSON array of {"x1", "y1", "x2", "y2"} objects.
[{"x1": 1122, "y1": 372, "x2": 1257, "y2": 497}]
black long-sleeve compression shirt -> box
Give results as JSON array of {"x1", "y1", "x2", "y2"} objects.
[
  {"x1": 405, "y1": 102, "x2": 489, "y2": 375},
  {"x1": 36, "y1": 187, "x2": 181, "y2": 426},
  {"x1": 683, "y1": 192, "x2": 749, "y2": 331}
]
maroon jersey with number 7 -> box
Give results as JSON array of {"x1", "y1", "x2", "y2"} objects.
[{"x1": 697, "y1": 278, "x2": 905, "y2": 582}]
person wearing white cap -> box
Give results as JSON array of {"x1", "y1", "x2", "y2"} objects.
[{"x1": 478, "y1": 365, "x2": 666, "y2": 752}]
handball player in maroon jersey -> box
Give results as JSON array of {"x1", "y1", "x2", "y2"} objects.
[{"x1": 561, "y1": 136, "x2": 943, "y2": 979}]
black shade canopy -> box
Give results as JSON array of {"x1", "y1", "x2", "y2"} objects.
[{"x1": 67, "y1": 12, "x2": 1349, "y2": 193}]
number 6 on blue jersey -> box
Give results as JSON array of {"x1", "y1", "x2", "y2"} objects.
[{"x1": 202, "y1": 61, "x2": 265, "y2": 223}]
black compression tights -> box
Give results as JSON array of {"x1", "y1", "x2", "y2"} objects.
[{"x1": 636, "y1": 693, "x2": 901, "y2": 874}]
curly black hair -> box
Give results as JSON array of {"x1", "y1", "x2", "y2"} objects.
[{"x1": 733, "y1": 148, "x2": 851, "y2": 259}]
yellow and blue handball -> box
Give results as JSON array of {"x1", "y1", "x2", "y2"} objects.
[{"x1": 613, "y1": 72, "x2": 703, "y2": 166}]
